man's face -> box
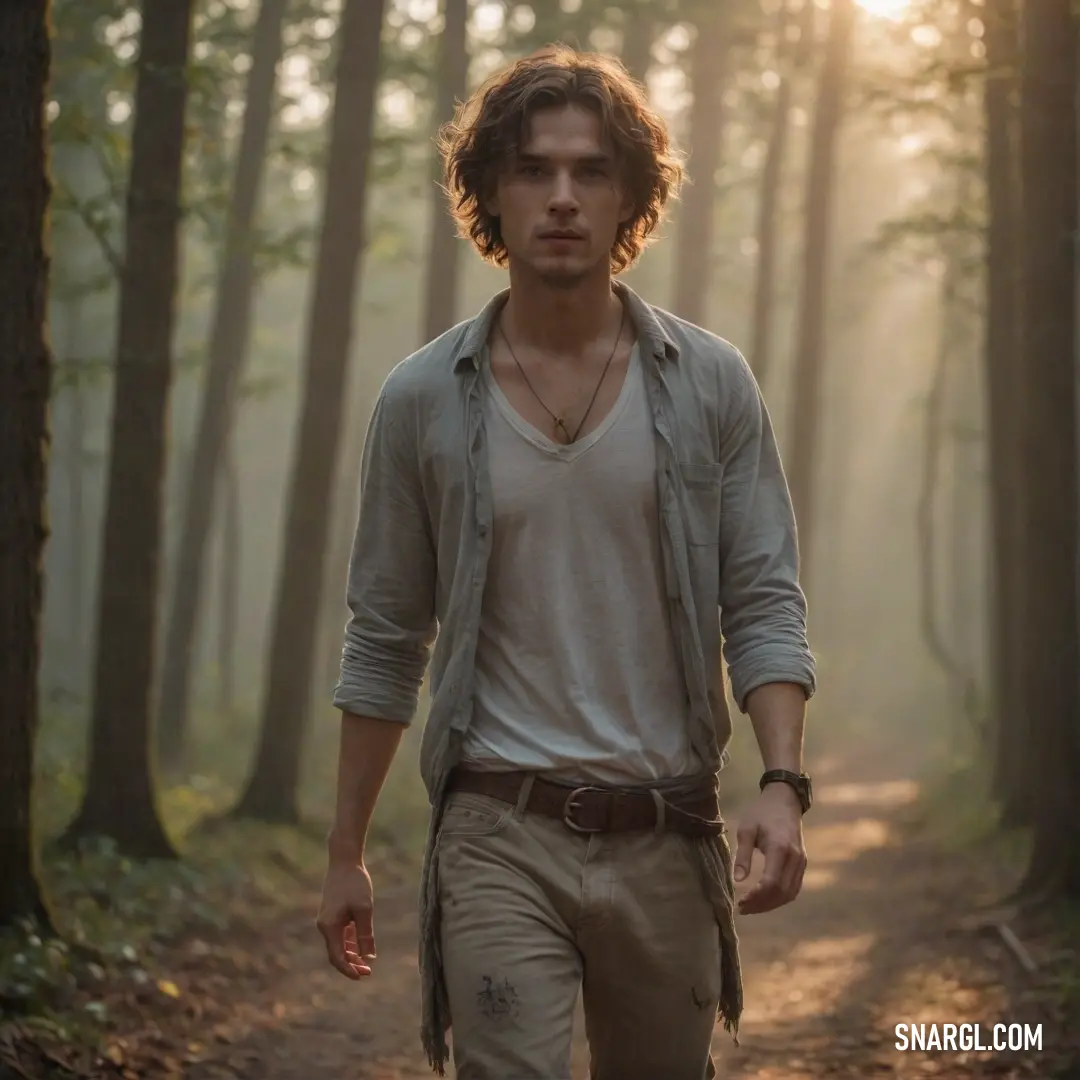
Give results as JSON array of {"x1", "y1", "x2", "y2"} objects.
[{"x1": 487, "y1": 104, "x2": 634, "y2": 287}]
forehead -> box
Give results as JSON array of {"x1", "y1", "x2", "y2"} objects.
[{"x1": 519, "y1": 103, "x2": 609, "y2": 158}]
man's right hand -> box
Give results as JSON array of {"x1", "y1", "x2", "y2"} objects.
[{"x1": 316, "y1": 860, "x2": 376, "y2": 979}]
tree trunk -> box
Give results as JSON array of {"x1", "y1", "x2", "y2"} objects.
[
  {"x1": 916, "y1": 238, "x2": 971, "y2": 706},
  {"x1": 1017, "y1": 0, "x2": 1080, "y2": 898},
  {"x1": 231, "y1": 0, "x2": 388, "y2": 824},
  {"x1": 943, "y1": 218, "x2": 983, "y2": 726},
  {"x1": 62, "y1": 301, "x2": 88, "y2": 695},
  {"x1": 217, "y1": 438, "x2": 241, "y2": 716},
  {"x1": 420, "y1": 0, "x2": 469, "y2": 345},
  {"x1": 671, "y1": 3, "x2": 727, "y2": 327},
  {"x1": 783, "y1": 0, "x2": 856, "y2": 591},
  {"x1": 621, "y1": 4, "x2": 654, "y2": 86},
  {"x1": 156, "y1": 0, "x2": 289, "y2": 770},
  {"x1": 315, "y1": 404, "x2": 365, "y2": 723},
  {"x1": 982, "y1": 0, "x2": 1028, "y2": 824},
  {"x1": 747, "y1": 1, "x2": 794, "y2": 386},
  {"x1": 61, "y1": 0, "x2": 195, "y2": 858},
  {"x1": 0, "y1": 0, "x2": 55, "y2": 932},
  {"x1": 531, "y1": 0, "x2": 567, "y2": 47}
]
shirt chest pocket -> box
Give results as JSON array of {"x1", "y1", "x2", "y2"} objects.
[{"x1": 677, "y1": 461, "x2": 723, "y2": 547}]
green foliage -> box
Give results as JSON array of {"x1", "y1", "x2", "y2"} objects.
[
  {"x1": 869, "y1": 206, "x2": 985, "y2": 281},
  {"x1": 46, "y1": 0, "x2": 333, "y2": 384},
  {"x1": 9, "y1": 695, "x2": 421, "y2": 1039},
  {"x1": 0, "y1": 821, "x2": 327, "y2": 1029},
  {"x1": 906, "y1": 742, "x2": 1027, "y2": 856},
  {"x1": 857, "y1": 0, "x2": 990, "y2": 281},
  {"x1": 50, "y1": 356, "x2": 116, "y2": 394}
]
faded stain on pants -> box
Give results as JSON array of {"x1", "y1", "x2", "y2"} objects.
[{"x1": 436, "y1": 789, "x2": 723, "y2": 1080}]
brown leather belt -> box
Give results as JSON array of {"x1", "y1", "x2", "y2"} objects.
[{"x1": 447, "y1": 768, "x2": 724, "y2": 838}]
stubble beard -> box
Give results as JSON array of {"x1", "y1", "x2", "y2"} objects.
[
  {"x1": 537, "y1": 266, "x2": 590, "y2": 290},
  {"x1": 532, "y1": 249, "x2": 608, "y2": 291}
]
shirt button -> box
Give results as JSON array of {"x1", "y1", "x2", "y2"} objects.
[{"x1": 478, "y1": 524, "x2": 488, "y2": 537}]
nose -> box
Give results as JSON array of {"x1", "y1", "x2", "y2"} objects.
[{"x1": 547, "y1": 168, "x2": 579, "y2": 214}]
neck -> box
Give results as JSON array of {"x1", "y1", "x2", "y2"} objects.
[{"x1": 501, "y1": 263, "x2": 621, "y2": 354}]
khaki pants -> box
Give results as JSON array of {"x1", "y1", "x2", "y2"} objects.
[{"x1": 437, "y1": 789, "x2": 722, "y2": 1080}]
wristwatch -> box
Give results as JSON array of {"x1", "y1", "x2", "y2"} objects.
[{"x1": 759, "y1": 769, "x2": 813, "y2": 814}]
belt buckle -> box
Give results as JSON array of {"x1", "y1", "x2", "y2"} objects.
[{"x1": 562, "y1": 786, "x2": 607, "y2": 833}]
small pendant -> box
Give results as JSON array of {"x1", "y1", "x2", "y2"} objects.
[{"x1": 554, "y1": 417, "x2": 570, "y2": 442}]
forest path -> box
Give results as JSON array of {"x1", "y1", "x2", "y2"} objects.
[{"x1": 180, "y1": 733, "x2": 1056, "y2": 1080}]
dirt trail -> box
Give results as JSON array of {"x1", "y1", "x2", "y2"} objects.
[{"x1": 184, "y1": 738, "x2": 1060, "y2": 1080}]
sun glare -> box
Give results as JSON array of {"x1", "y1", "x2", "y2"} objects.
[{"x1": 855, "y1": 0, "x2": 909, "y2": 19}]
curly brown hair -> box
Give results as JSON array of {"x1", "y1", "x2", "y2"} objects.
[{"x1": 437, "y1": 45, "x2": 684, "y2": 275}]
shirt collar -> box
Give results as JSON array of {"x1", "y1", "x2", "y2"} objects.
[{"x1": 450, "y1": 280, "x2": 680, "y2": 373}]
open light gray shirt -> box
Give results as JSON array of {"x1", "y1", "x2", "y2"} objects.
[{"x1": 333, "y1": 281, "x2": 816, "y2": 1072}]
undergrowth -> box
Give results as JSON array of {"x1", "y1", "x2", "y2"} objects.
[{"x1": 2, "y1": 696, "x2": 431, "y2": 1055}]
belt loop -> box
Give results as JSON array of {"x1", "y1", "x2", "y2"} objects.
[
  {"x1": 650, "y1": 789, "x2": 666, "y2": 835},
  {"x1": 514, "y1": 774, "x2": 536, "y2": 821}
]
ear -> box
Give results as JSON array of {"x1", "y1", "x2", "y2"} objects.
[{"x1": 617, "y1": 189, "x2": 635, "y2": 224}]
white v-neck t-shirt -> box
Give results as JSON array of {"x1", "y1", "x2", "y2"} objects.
[{"x1": 460, "y1": 343, "x2": 697, "y2": 785}]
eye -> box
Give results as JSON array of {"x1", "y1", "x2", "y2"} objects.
[{"x1": 579, "y1": 164, "x2": 610, "y2": 181}]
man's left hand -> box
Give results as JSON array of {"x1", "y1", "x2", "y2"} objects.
[{"x1": 733, "y1": 782, "x2": 807, "y2": 915}]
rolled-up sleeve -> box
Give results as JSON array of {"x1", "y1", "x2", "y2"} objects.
[
  {"x1": 717, "y1": 356, "x2": 816, "y2": 712},
  {"x1": 332, "y1": 372, "x2": 437, "y2": 724}
]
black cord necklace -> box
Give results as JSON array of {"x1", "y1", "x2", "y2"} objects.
[{"x1": 498, "y1": 303, "x2": 627, "y2": 445}]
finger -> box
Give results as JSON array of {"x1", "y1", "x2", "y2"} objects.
[
  {"x1": 733, "y1": 824, "x2": 757, "y2": 883},
  {"x1": 758, "y1": 841, "x2": 788, "y2": 897},
  {"x1": 318, "y1": 917, "x2": 368, "y2": 980},
  {"x1": 344, "y1": 948, "x2": 373, "y2": 975},
  {"x1": 324, "y1": 927, "x2": 362, "y2": 979},
  {"x1": 343, "y1": 907, "x2": 375, "y2": 972},
  {"x1": 738, "y1": 876, "x2": 785, "y2": 914},
  {"x1": 742, "y1": 844, "x2": 808, "y2": 914},
  {"x1": 738, "y1": 875, "x2": 783, "y2": 913},
  {"x1": 738, "y1": 845, "x2": 787, "y2": 915},
  {"x1": 779, "y1": 845, "x2": 805, "y2": 899},
  {"x1": 352, "y1": 901, "x2": 376, "y2": 958},
  {"x1": 791, "y1": 856, "x2": 807, "y2": 898},
  {"x1": 343, "y1": 924, "x2": 372, "y2": 957}
]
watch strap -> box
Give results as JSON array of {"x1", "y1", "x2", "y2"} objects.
[{"x1": 759, "y1": 769, "x2": 812, "y2": 814}]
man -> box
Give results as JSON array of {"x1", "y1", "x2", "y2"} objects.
[{"x1": 317, "y1": 45, "x2": 816, "y2": 1080}]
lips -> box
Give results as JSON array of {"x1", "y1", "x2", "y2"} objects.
[{"x1": 540, "y1": 231, "x2": 584, "y2": 241}]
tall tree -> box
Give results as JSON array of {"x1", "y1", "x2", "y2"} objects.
[
  {"x1": 621, "y1": 0, "x2": 654, "y2": 85},
  {"x1": 748, "y1": 0, "x2": 801, "y2": 385},
  {"x1": 58, "y1": 298, "x2": 89, "y2": 692},
  {"x1": 0, "y1": 0, "x2": 55, "y2": 932},
  {"x1": 917, "y1": 169, "x2": 980, "y2": 719},
  {"x1": 61, "y1": 0, "x2": 195, "y2": 857},
  {"x1": 531, "y1": 0, "x2": 571, "y2": 47},
  {"x1": 1016, "y1": 0, "x2": 1080, "y2": 898},
  {"x1": 215, "y1": 443, "x2": 241, "y2": 716},
  {"x1": 231, "y1": 0, "x2": 389, "y2": 823},
  {"x1": 982, "y1": 0, "x2": 1028, "y2": 824},
  {"x1": 783, "y1": 0, "x2": 855, "y2": 587},
  {"x1": 420, "y1": 0, "x2": 469, "y2": 344},
  {"x1": 156, "y1": 0, "x2": 290, "y2": 770},
  {"x1": 671, "y1": 2, "x2": 728, "y2": 327}
]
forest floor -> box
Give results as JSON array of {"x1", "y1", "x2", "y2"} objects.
[{"x1": 3, "y1": 728, "x2": 1080, "y2": 1080}]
